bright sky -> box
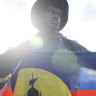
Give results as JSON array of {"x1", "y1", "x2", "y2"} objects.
[{"x1": 0, "y1": 0, "x2": 96, "y2": 54}]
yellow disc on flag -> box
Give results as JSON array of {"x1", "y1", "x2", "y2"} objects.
[{"x1": 13, "y1": 68, "x2": 72, "y2": 96}]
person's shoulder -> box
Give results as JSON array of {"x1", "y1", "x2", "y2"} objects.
[
  {"x1": 15, "y1": 40, "x2": 31, "y2": 51},
  {"x1": 10, "y1": 40, "x2": 32, "y2": 57},
  {"x1": 69, "y1": 39, "x2": 88, "y2": 51},
  {"x1": 1, "y1": 40, "x2": 31, "y2": 61},
  {"x1": 64, "y1": 38, "x2": 88, "y2": 51}
]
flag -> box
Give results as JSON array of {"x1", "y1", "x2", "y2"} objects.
[{"x1": 1, "y1": 51, "x2": 96, "y2": 96}]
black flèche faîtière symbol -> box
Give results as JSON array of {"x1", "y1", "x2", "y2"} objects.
[{"x1": 25, "y1": 72, "x2": 41, "y2": 96}]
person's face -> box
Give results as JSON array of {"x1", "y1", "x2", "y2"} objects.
[{"x1": 41, "y1": 6, "x2": 61, "y2": 32}]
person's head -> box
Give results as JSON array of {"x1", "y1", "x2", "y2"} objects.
[{"x1": 31, "y1": 0, "x2": 69, "y2": 32}]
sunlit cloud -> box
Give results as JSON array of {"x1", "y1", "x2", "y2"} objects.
[
  {"x1": 81, "y1": 2, "x2": 96, "y2": 21},
  {"x1": 89, "y1": 0, "x2": 96, "y2": 8},
  {"x1": 3, "y1": 0, "x2": 25, "y2": 10}
]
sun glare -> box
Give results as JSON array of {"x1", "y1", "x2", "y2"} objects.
[{"x1": 0, "y1": 0, "x2": 36, "y2": 54}]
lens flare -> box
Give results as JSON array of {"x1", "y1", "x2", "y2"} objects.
[
  {"x1": 52, "y1": 49, "x2": 78, "y2": 73},
  {"x1": 30, "y1": 36, "x2": 43, "y2": 48}
]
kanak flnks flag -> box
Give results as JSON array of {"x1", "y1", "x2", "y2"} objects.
[{"x1": 1, "y1": 51, "x2": 96, "y2": 96}]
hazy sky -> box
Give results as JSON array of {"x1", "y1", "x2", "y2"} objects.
[{"x1": 0, "y1": 0, "x2": 96, "y2": 53}]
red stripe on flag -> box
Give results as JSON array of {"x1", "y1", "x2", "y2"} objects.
[
  {"x1": 2, "y1": 86, "x2": 13, "y2": 96},
  {"x1": 70, "y1": 89, "x2": 96, "y2": 96}
]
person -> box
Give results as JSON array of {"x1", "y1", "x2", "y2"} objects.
[
  {"x1": 0, "y1": 0, "x2": 89, "y2": 95},
  {"x1": 0, "y1": 0, "x2": 87, "y2": 78}
]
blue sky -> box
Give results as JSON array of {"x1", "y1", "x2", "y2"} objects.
[{"x1": 0, "y1": 0, "x2": 96, "y2": 53}]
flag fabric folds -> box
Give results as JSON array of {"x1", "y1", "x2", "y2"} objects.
[{"x1": 1, "y1": 51, "x2": 96, "y2": 96}]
